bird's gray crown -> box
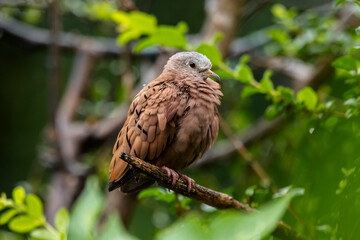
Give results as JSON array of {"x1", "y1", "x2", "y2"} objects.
[{"x1": 163, "y1": 52, "x2": 213, "y2": 78}]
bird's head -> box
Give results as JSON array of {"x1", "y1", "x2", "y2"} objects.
[{"x1": 164, "y1": 52, "x2": 220, "y2": 81}]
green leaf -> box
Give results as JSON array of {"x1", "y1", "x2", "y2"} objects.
[
  {"x1": 97, "y1": 213, "x2": 137, "y2": 240},
  {"x1": 55, "y1": 208, "x2": 69, "y2": 235},
  {"x1": 297, "y1": 87, "x2": 318, "y2": 110},
  {"x1": 214, "y1": 69, "x2": 235, "y2": 79},
  {"x1": 114, "y1": 11, "x2": 157, "y2": 45},
  {"x1": 134, "y1": 24, "x2": 187, "y2": 53},
  {"x1": 236, "y1": 62, "x2": 255, "y2": 84},
  {"x1": 210, "y1": 196, "x2": 293, "y2": 240},
  {"x1": 9, "y1": 215, "x2": 42, "y2": 233},
  {"x1": 117, "y1": 30, "x2": 142, "y2": 45},
  {"x1": 68, "y1": 177, "x2": 105, "y2": 240},
  {"x1": 138, "y1": 188, "x2": 175, "y2": 203},
  {"x1": 26, "y1": 194, "x2": 43, "y2": 218},
  {"x1": 268, "y1": 29, "x2": 290, "y2": 44},
  {"x1": 138, "y1": 187, "x2": 165, "y2": 200},
  {"x1": 265, "y1": 104, "x2": 283, "y2": 120},
  {"x1": 259, "y1": 70, "x2": 274, "y2": 93},
  {"x1": 195, "y1": 43, "x2": 222, "y2": 67},
  {"x1": 87, "y1": 2, "x2": 116, "y2": 20},
  {"x1": 271, "y1": 4, "x2": 288, "y2": 19},
  {"x1": 241, "y1": 86, "x2": 260, "y2": 98},
  {"x1": 125, "y1": 11, "x2": 157, "y2": 34},
  {"x1": 0, "y1": 209, "x2": 18, "y2": 225},
  {"x1": 276, "y1": 86, "x2": 295, "y2": 104},
  {"x1": 332, "y1": 56, "x2": 357, "y2": 71},
  {"x1": 156, "y1": 214, "x2": 208, "y2": 240},
  {"x1": 13, "y1": 186, "x2": 25, "y2": 206},
  {"x1": 212, "y1": 32, "x2": 223, "y2": 44},
  {"x1": 30, "y1": 228, "x2": 57, "y2": 240},
  {"x1": 353, "y1": 1, "x2": 360, "y2": 7},
  {"x1": 335, "y1": 0, "x2": 346, "y2": 6},
  {"x1": 111, "y1": 11, "x2": 130, "y2": 25}
]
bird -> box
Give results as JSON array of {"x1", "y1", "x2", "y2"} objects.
[{"x1": 108, "y1": 51, "x2": 222, "y2": 193}]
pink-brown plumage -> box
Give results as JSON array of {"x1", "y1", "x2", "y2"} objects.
[{"x1": 108, "y1": 52, "x2": 222, "y2": 193}]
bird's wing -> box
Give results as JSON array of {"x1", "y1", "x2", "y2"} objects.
[{"x1": 108, "y1": 79, "x2": 189, "y2": 191}]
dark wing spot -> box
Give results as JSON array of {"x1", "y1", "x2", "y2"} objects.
[
  {"x1": 136, "y1": 109, "x2": 140, "y2": 116},
  {"x1": 184, "y1": 106, "x2": 190, "y2": 113},
  {"x1": 113, "y1": 158, "x2": 117, "y2": 168},
  {"x1": 126, "y1": 133, "x2": 132, "y2": 148},
  {"x1": 144, "y1": 94, "x2": 148, "y2": 99},
  {"x1": 116, "y1": 140, "x2": 119, "y2": 150},
  {"x1": 142, "y1": 129, "x2": 148, "y2": 136},
  {"x1": 134, "y1": 149, "x2": 139, "y2": 157},
  {"x1": 137, "y1": 124, "x2": 142, "y2": 130},
  {"x1": 154, "y1": 81, "x2": 165, "y2": 86}
]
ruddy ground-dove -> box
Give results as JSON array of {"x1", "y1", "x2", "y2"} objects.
[{"x1": 108, "y1": 52, "x2": 222, "y2": 193}]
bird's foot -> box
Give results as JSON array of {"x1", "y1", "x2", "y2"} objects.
[
  {"x1": 161, "y1": 166, "x2": 195, "y2": 192},
  {"x1": 161, "y1": 166, "x2": 179, "y2": 185}
]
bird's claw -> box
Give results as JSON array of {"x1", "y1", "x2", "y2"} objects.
[
  {"x1": 161, "y1": 166, "x2": 195, "y2": 192},
  {"x1": 161, "y1": 166, "x2": 179, "y2": 185}
]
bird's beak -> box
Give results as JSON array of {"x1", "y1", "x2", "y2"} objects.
[{"x1": 205, "y1": 69, "x2": 221, "y2": 81}]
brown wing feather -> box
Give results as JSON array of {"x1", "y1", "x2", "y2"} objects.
[{"x1": 108, "y1": 77, "x2": 189, "y2": 192}]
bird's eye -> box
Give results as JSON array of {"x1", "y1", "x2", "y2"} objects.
[{"x1": 189, "y1": 62, "x2": 196, "y2": 68}]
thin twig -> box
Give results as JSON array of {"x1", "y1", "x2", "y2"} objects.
[
  {"x1": 119, "y1": 153, "x2": 306, "y2": 240},
  {"x1": 48, "y1": 0, "x2": 60, "y2": 124},
  {"x1": 219, "y1": 116, "x2": 272, "y2": 187}
]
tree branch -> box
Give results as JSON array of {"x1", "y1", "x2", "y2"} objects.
[{"x1": 119, "y1": 153, "x2": 306, "y2": 240}]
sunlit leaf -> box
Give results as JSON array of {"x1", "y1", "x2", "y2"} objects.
[
  {"x1": 30, "y1": 228, "x2": 57, "y2": 240},
  {"x1": 271, "y1": 4, "x2": 288, "y2": 19},
  {"x1": 134, "y1": 24, "x2": 187, "y2": 53},
  {"x1": 297, "y1": 87, "x2": 318, "y2": 110},
  {"x1": 0, "y1": 209, "x2": 18, "y2": 225},
  {"x1": 117, "y1": 30, "x2": 142, "y2": 45},
  {"x1": 26, "y1": 194, "x2": 43, "y2": 218},
  {"x1": 55, "y1": 208, "x2": 69, "y2": 235},
  {"x1": 9, "y1": 215, "x2": 41, "y2": 233},
  {"x1": 114, "y1": 11, "x2": 157, "y2": 45},
  {"x1": 12, "y1": 186, "x2": 25, "y2": 206},
  {"x1": 87, "y1": 2, "x2": 116, "y2": 20}
]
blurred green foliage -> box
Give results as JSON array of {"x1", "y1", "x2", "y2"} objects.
[{"x1": 0, "y1": 186, "x2": 69, "y2": 240}]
